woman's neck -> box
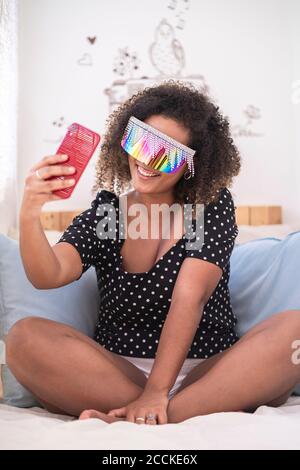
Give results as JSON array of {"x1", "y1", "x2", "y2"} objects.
[
  {"x1": 128, "y1": 189, "x2": 176, "y2": 211},
  {"x1": 121, "y1": 189, "x2": 184, "y2": 239}
]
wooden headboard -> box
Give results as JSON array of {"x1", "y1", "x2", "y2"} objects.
[{"x1": 40, "y1": 205, "x2": 282, "y2": 231}]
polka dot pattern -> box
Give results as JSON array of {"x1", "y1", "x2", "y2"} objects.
[{"x1": 57, "y1": 188, "x2": 239, "y2": 359}]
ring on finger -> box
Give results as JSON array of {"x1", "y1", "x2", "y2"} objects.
[
  {"x1": 146, "y1": 417, "x2": 157, "y2": 425},
  {"x1": 146, "y1": 419, "x2": 157, "y2": 425},
  {"x1": 35, "y1": 169, "x2": 44, "y2": 180},
  {"x1": 135, "y1": 417, "x2": 145, "y2": 423}
]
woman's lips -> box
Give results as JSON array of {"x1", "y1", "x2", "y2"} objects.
[{"x1": 136, "y1": 163, "x2": 161, "y2": 178}]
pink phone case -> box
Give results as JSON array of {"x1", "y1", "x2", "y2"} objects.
[{"x1": 51, "y1": 122, "x2": 101, "y2": 199}]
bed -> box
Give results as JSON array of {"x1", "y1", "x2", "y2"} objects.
[{"x1": 1, "y1": 204, "x2": 300, "y2": 450}]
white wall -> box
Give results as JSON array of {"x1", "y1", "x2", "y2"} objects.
[
  {"x1": 290, "y1": 0, "x2": 300, "y2": 212},
  {"x1": 17, "y1": 0, "x2": 300, "y2": 224},
  {"x1": 0, "y1": 0, "x2": 18, "y2": 234}
]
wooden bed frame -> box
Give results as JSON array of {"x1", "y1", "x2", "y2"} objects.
[{"x1": 40, "y1": 206, "x2": 282, "y2": 231}]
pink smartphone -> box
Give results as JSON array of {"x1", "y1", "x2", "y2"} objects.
[{"x1": 51, "y1": 122, "x2": 101, "y2": 199}]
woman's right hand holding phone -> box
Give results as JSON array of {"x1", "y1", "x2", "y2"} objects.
[
  {"x1": 20, "y1": 154, "x2": 76, "y2": 219},
  {"x1": 19, "y1": 154, "x2": 83, "y2": 288}
]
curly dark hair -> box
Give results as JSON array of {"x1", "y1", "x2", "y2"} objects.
[{"x1": 92, "y1": 79, "x2": 241, "y2": 207}]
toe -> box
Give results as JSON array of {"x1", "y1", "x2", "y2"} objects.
[
  {"x1": 79, "y1": 409, "x2": 101, "y2": 420},
  {"x1": 78, "y1": 409, "x2": 125, "y2": 423}
]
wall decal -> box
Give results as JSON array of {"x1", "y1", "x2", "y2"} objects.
[
  {"x1": 232, "y1": 105, "x2": 264, "y2": 137},
  {"x1": 167, "y1": 0, "x2": 190, "y2": 29},
  {"x1": 77, "y1": 53, "x2": 93, "y2": 66},
  {"x1": 52, "y1": 116, "x2": 65, "y2": 128},
  {"x1": 105, "y1": 75, "x2": 210, "y2": 114},
  {"x1": 43, "y1": 117, "x2": 70, "y2": 144},
  {"x1": 103, "y1": 0, "x2": 264, "y2": 138},
  {"x1": 104, "y1": 80, "x2": 130, "y2": 110},
  {"x1": 175, "y1": 12, "x2": 185, "y2": 30},
  {"x1": 87, "y1": 36, "x2": 97, "y2": 44},
  {"x1": 113, "y1": 47, "x2": 140, "y2": 79},
  {"x1": 168, "y1": 0, "x2": 177, "y2": 9},
  {"x1": 149, "y1": 19, "x2": 185, "y2": 76}
]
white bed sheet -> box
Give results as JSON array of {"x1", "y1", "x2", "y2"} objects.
[{"x1": 1, "y1": 397, "x2": 300, "y2": 450}]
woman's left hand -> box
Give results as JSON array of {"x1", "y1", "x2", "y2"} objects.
[{"x1": 107, "y1": 389, "x2": 169, "y2": 425}]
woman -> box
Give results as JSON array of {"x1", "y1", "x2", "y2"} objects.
[{"x1": 6, "y1": 81, "x2": 300, "y2": 425}]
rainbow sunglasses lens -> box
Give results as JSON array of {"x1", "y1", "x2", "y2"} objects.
[{"x1": 121, "y1": 116, "x2": 195, "y2": 175}]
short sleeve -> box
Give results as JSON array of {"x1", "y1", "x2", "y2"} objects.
[
  {"x1": 185, "y1": 188, "x2": 239, "y2": 273},
  {"x1": 56, "y1": 190, "x2": 116, "y2": 280}
]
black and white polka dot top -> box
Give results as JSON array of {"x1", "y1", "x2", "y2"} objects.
[{"x1": 57, "y1": 187, "x2": 239, "y2": 359}]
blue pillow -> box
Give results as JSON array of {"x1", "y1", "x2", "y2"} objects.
[
  {"x1": 0, "y1": 234, "x2": 100, "y2": 407},
  {"x1": 229, "y1": 231, "x2": 300, "y2": 395}
]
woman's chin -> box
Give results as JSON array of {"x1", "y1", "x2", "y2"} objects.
[{"x1": 131, "y1": 178, "x2": 159, "y2": 193}]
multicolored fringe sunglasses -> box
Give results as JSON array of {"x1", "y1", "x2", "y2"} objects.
[{"x1": 121, "y1": 116, "x2": 196, "y2": 176}]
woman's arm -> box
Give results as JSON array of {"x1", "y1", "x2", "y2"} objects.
[
  {"x1": 144, "y1": 188, "x2": 238, "y2": 395},
  {"x1": 19, "y1": 154, "x2": 82, "y2": 289},
  {"x1": 144, "y1": 257, "x2": 223, "y2": 395},
  {"x1": 20, "y1": 212, "x2": 82, "y2": 289}
]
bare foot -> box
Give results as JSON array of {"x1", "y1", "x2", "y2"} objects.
[{"x1": 79, "y1": 409, "x2": 125, "y2": 424}]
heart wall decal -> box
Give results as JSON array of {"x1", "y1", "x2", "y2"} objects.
[
  {"x1": 87, "y1": 36, "x2": 97, "y2": 44},
  {"x1": 77, "y1": 53, "x2": 93, "y2": 66}
]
